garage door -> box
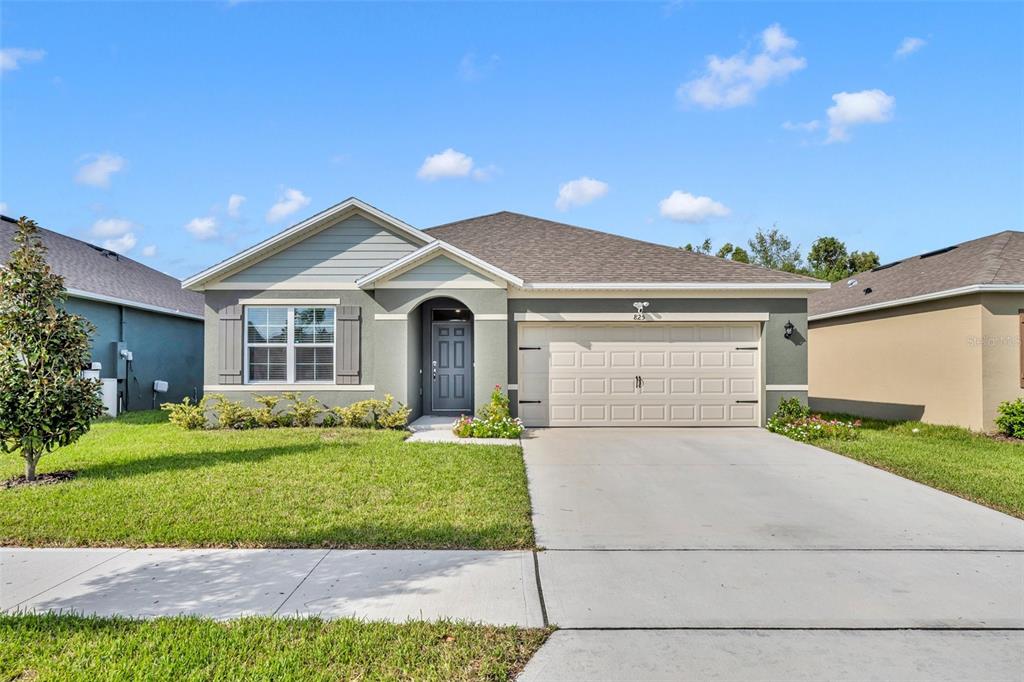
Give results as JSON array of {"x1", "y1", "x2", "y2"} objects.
[{"x1": 517, "y1": 323, "x2": 760, "y2": 427}]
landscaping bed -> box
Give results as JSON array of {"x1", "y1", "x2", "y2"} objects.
[
  {"x1": 0, "y1": 411, "x2": 535, "y2": 549},
  {"x1": 0, "y1": 613, "x2": 551, "y2": 681}
]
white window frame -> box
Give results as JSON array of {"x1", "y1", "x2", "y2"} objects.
[{"x1": 244, "y1": 306, "x2": 336, "y2": 385}]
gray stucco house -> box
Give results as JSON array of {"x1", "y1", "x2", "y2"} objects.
[
  {"x1": 1, "y1": 215, "x2": 204, "y2": 413},
  {"x1": 184, "y1": 198, "x2": 827, "y2": 427}
]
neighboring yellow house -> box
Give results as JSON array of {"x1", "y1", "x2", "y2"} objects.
[{"x1": 808, "y1": 231, "x2": 1024, "y2": 432}]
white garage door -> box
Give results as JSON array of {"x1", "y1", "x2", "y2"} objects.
[{"x1": 517, "y1": 323, "x2": 761, "y2": 427}]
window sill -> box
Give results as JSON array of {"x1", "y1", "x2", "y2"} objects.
[{"x1": 204, "y1": 384, "x2": 375, "y2": 392}]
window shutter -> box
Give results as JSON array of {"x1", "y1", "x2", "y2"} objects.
[
  {"x1": 336, "y1": 306, "x2": 362, "y2": 385},
  {"x1": 218, "y1": 303, "x2": 244, "y2": 385},
  {"x1": 1019, "y1": 310, "x2": 1024, "y2": 388}
]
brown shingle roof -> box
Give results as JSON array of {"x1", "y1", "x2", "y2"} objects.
[
  {"x1": 0, "y1": 218, "x2": 204, "y2": 317},
  {"x1": 426, "y1": 211, "x2": 821, "y2": 285},
  {"x1": 809, "y1": 230, "x2": 1024, "y2": 319}
]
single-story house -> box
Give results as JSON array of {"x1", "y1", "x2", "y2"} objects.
[
  {"x1": 183, "y1": 198, "x2": 827, "y2": 427},
  {"x1": 0, "y1": 215, "x2": 204, "y2": 413},
  {"x1": 808, "y1": 230, "x2": 1024, "y2": 431}
]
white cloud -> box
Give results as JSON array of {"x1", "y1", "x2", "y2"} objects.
[
  {"x1": 678, "y1": 23, "x2": 806, "y2": 109},
  {"x1": 555, "y1": 177, "x2": 610, "y2": 211},
  {"x1": 895, "y1": 37, "x2": 926, "y2": 58},
  {"x1": 417, "y1": 148, "x2": 475, "y2": 180},
  {"x1": 141, "y1": 245, "x2": 157, "y2": 257},
  {"x1": 658, "y1": 191, "x2": 731, "y2": 223},
  {"x1": 459, "y1": 52, "x2": 499, "y2": 81},
  {"x1": 103, "y1": 232, "x2": 137, "y2": 253},
  {"x1": 227, "y1": 193, "x2": 246, "y2": 218},
  {"x1": 90, "y1": 217, "x2": 134, "y2": 237},
  {"x1": 826, "y1": 89, "x2": 895, "y2": 143},
  {"x1": 75, "y1": 153, "x2": 126, "y2": 188},
  {"x1": 185, "y1": 216, "x2": 219, "y2": 240},
  {"x1": 1, "y1": 48, "x2": 46, "y2": 72},
  {"x1": 782, "y1": 119, "x2": 821, "y2": 132},
  {"x1": 266, "y1": 188, "x2": 310, "y2": 223}
]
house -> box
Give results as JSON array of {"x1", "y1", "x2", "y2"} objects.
[
  {"x1": 183, "y1": 198, "x2": 827, "y2": 427},
  {"x1": 808, "y1": 230, "x2": 1024, "y2": 431},
  {"x1": 0, "y1": 215, "x2": 204, "y2": 413}
]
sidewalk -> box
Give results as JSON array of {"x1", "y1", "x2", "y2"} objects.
[{"x1": 1, "y1": 548, "x2": 544, "y2": 626}]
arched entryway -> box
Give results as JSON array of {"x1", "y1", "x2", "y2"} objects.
[{"x1": 416, "y1": 297, "x2": 474, "y2": 415}]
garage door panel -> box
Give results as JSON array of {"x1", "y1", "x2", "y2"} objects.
[{"x1": 519, "y1": 322, "x2": 760, "y2": 427}]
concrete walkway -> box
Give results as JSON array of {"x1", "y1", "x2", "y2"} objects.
[
  {"x1": 519, "y1": 428, "x2": 1024, "y2": 681},
  {"x1": 2, "y1": 548, "x2": 544, "y2": 626}
]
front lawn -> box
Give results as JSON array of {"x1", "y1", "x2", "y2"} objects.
[
  {"x1": 0, "y1": 614, "x2": 550, "y2": 681},
  {"x1": 814, "y1": 417, "x2": 1024, "y2": 519},
  {"x1": 0, "y1": 411, "x2": 534, "y2": 549}
]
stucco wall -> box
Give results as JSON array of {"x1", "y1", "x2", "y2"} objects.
[
  {"x1": 808, "y1": 295, "x2": 986, "y2": 430},
  {"x1": 980, "y1": 292, "x2": 1024, "y2": 429},
  {"x1": 67, "y1": 297, "x2": 203, "y2": 411}
]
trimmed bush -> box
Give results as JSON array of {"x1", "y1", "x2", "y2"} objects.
[
  {"x1": 995, "y1": 398, "x2": 1024, "y2": 438},
  {"x1": 160, "y1": 396, "x2": 209, "y2": 430},
  {"x1": 208, "y1": 394, "x2": 256, "y2": 430}
]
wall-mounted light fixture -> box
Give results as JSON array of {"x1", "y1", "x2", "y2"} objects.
[{"x1": 783, "y1": 320, "x2": 795, "y2": 339}]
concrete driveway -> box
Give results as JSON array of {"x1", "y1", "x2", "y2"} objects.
[{"x1": 519, "y1": 428, "x2": 1024, "y2": 681}]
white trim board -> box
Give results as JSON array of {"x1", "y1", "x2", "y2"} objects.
[
  {"x1": 766, "y1": 384, "x2": 808, "y2": 392},
  {"x1": 475, "y1": 314, "x2": 508, "y2": 321},
  {"x1": 67, "y1": 288, "x2": 203, "y2": 321},
  {"x1": 204, "y1": 384, "x2": 375, "y2": 392},
  {"x1": 374, "y1": 314, "x2": 407, "y2": 320},
  {"x1": 808, "y1": 284, "x2": 1024, "y2": 322},
  {"x1": 518, "y1": 282, "x2": 830, "y2": 291},
  {"x1": 205, "y1": 282, "x2": 362, "y2": 291},
  {"x1": 513, "y1": 312, "x2": 770, "y2": 322},
  {"x1": 182, "y1": 198, "x2": 433, "y2": 290},
  {"x1": 239, "y1": 297, "x2": 341, "y2": 305}
]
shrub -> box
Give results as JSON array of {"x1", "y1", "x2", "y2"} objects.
[
  {"x1": 773, "y1": 397, "x2": 810, "y2": 423},
  {"x1": 283, "y1": 392, "x2": 324, "y2": 428},
  {"x1": 328, "y1": 395, "x2": 411, "y2": 430},
  {"x1": 451, "y1": 386, "x2": 524, "y2": 439},
  {"x1": 252, "y1": 394, "x2": 284, "y2": 428},
  {"x1": 374, "y1": 394, "x2": 412, "y2": 430},
  {"x1": 160, "y1": 396, "x2": 209, "y2": 430},
  {"x1": 995, "y1": 398, "x2": 1024, "y2": 438},
  {"x1": 208, "y1": 394, "x2": 256, "y2": 430}
]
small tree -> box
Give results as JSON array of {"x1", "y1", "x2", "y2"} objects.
[
  {"x1": 807, "y1": 236, "x2": 850, "y2": 282},
  {"x1": 0, "y1": 217, "x2": 105, "y2": 480},
  {"x1": 748, "y1": 225, "x2": 803, "y2": 272},
  {"x1": 682, "y1": 238, "x2": 713, "y2": 255},
  {"x1": 847, "y1": 250, "x2": 881, "y2": 275}
]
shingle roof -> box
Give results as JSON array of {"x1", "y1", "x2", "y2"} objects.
[
  {"x1": 0, "y1": 217, "x2": 203, "y2": 318},
  {"x1": 809, "y1": 230, "x2": 1024, "y2": 319},
  {"x1": 426, "y1": 211, "x2": 822, "y2": 285}
]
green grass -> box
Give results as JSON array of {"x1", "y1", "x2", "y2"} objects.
[
  {"x1": 0, "y1": 614, "x2": 551, "y2": 681},
  {"x1": 0, "y1": 411, "x2": 534, "y2": 549},
  {"x1": 813, "y1": 416, "x2": 1024, "y2": 518}
]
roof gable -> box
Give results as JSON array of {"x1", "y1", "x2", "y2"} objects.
[
  {"x1": 183, "y1": 198, "x2": 432, "y2": 290},
  {"x1": 356, "y1": 240, "x2": 523, "y2": 289}
]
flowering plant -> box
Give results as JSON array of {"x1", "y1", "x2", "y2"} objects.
[
  {"x1": 452, "y1": 385, "x2": 525, "y2": 439},
  {"x1": 766, "y1": 398, "x2": 860, "y2": 442}
]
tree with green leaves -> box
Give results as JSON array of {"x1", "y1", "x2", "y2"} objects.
[
  {"x1": 0, "y1": 217, "x2": 105, "y2": 481},
  {"x1": 715, "y1": 242, "x2": 751, "y2": 264},
  {"x1": 807, "y1": 236, "x2": 850, "y2": 281},
  {"x1": 847, "y1": 250, "x2": 881, "y2": 275},
  {"x1": 747, "y1": 226, "x2": 803, "y2": 273},
  {"x1": 682, "y1": 238, "x2": 712, "y2": 255}
]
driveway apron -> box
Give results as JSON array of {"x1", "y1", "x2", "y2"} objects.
[{"x1": 519, "y1": 427, "x2": 1024, "y2": 681}]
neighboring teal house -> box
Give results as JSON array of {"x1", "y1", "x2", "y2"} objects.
[
  {"x1": 184, "y1": 198, "x2": 827, "y2": 427},
  {"x1": 0, "y1": 215, "x2": 204, "y2": 413}
]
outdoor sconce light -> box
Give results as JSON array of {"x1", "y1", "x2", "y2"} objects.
[{"x1": 783, "y1": 320, "x2": 795, "y2": 339}]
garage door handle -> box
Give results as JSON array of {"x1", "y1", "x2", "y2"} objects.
[
  {"x1": 735, "y1": 400, "x2": 758, "y2": 404},
  {"x1": 735, "y1": 346, "x2": 758, "y2": 350},
  {"x1": 518, "y1": 346, "x2": 541, "y2": 351},
  {"x1": 518, "y1": 400, "x2": 542, "y2": 404}
]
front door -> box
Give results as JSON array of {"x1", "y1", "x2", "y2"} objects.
[{"x1": 431, "y1": 321, "x2": 473, "y2": 413}]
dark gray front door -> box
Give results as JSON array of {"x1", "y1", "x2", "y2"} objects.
[{"x1": 431, "y1": 321, "x2": 473, "y2": 413}]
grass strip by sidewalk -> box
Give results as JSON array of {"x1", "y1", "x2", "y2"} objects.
[
  {"x1": 814, "y1": 416, "x2": 1024, "y2": 519},
  {"x1": 0, "y1": 411, "x2": 534, "y2": 549},
  {"x1": 0, "y1": 613, "x2": 551, "y2": 681}
]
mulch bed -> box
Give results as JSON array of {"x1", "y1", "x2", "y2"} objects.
[
  {"x1": 3, "y1": 470, "x2": 78, "y2": 490},
  {"x1": 987, "y1": 433, "x2": 1024, "y2": 444}
]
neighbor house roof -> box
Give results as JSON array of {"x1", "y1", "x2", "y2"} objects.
[
  {"x1": 809, "y1": 230, "x2": 1024, "y2": 321},
  {"x1": 426, "y1": 211, "x2": 824, "y2": 288},
  {"x1": 0, "y1": 216, "x2": 204, "y2": 319}
]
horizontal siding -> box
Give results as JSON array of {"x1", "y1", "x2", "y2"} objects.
[
  {"x1": 224, "y1": 216, "x2": 418, "y2": 284},
  {"x1": 388, "y1": 255, "x2": 495, "y2": 285}
]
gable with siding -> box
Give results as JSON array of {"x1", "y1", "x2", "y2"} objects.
[
  {"x1": 222, "y1": 215, "x2": 420, "y2": 285},
  {"x1": 379, "y1": 253, "x2": 503, "y2": 288}
]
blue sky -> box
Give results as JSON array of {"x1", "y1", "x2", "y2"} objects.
[{"x1": 2, "y1": 1, "x2": 1022, "y2": 279}]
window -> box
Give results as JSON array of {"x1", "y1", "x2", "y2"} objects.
[{"x1": 245, "y1": 307, "x2": 335, "y2": 384}]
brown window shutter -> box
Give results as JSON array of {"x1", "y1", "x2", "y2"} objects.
[
  {"x1": 336, "y1": 306, "x2": 362, "y2": 385},
  {"x1": 218, "y1": 303, "x2": 244, "y2": 385}
]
